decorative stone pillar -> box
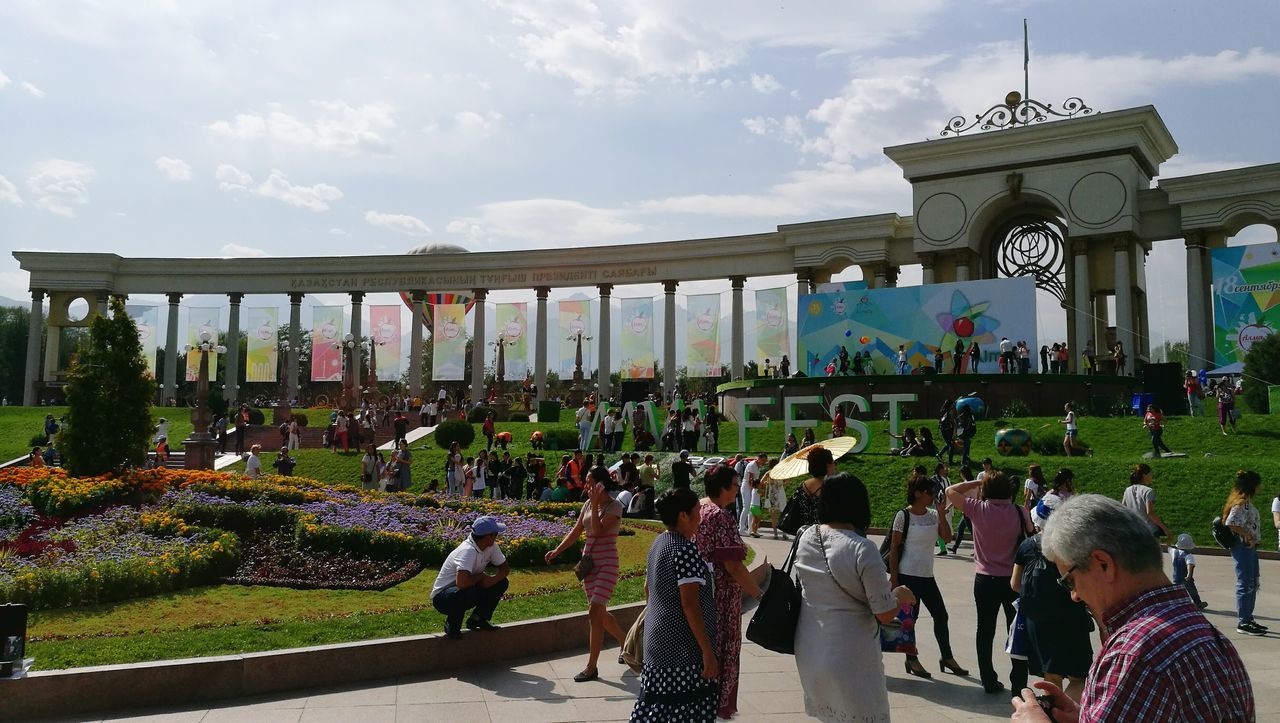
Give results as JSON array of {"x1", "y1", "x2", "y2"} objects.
[
  {"x1": 871, "y1": 266, "x2": 886, "y2": 289},
  {"x1": 920, "y1": 255, "x2": 935, "y2": 285},
  {"x1": 287, "y1": 293, "x2": 303, "y2": 403},
  {"x1": 663, "y1": 281, "x2": 677, "y2": 392},
  {"x1": 1185, "y1": 235, "x2": 1209, "y2": 369},
  {"x1": 470, "y1": 289, "x2": 486, "y2": 402},
  {"x1": 1072, "y1": 240, "x2": 1091, "y2": 373},
  {"x1": 535, "y1": 287, "x2": 549, "y2": 403},
  {"x1": 408, "y1": 290, "x2": 425, "y2": 399},
  {"x1": 730, "y1": 277, "x2": 745, "y2": 379},
  {"x1": 224, "y1": 293, "x2": 243, "y2": 404},
  {"x1": 955, "y1": 252, "x2": 970, "y2": 282},
  {"x1": 884, "y1": 266, "x2": 899, "y2": 288},
  {"x1": 349, "y1": 292, "x2": 364, "y2": 390},
  {"x1": 597, "y1": 284, "x2": 613, "y2": 400},
  {"x1": 796, "y1": 269, "x2": 816, "y2": 295},
  {"x1": 163, "y1": 293, "x2": 183, "y2": 404},
  {"x1": 95, "y1": 292, "x2": 110, "y2": 318},
  {"x1": 23, "y1": 289, "x2": 45, "y2": 406},
  {"x1": 1113, "y1": 238, "x2": 1135, "y2": 373}
]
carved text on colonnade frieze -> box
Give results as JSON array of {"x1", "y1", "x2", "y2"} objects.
[{"x1": 287, "y1": 265, "x2": 660, "y2": 290}]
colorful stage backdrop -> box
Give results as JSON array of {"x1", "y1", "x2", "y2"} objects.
[
  {"x1": 369, "y1": 304, "x2": 402, "y2": 381},
  {"x1": 1212, "y1": 242, "x2": 1280, "y2": 367},
  {"x1": 184, "y1": 307, "x2": 220, "y2": 382},
  {"x1": 245, "y1": 307, "x2": 278, "y2": 382},
  {"x1": 495, "y1": 302, "x2": 529, "y2": 379},
  {"x1": 125, "y1": 305, "x2": 159, "y2": 377},
  {"x1": 798, "y1": 277, "x2": 1037, "y2": 375},
  {"x1": 432, "y1": 303, "x2": 467, "y2": 381},
  {"x1": 620, "y1": 297, "x2": 655, "y2": 379},
  {"x1": 754, "y1": 287, "x2": 789, "y2": 365},
  {"x1": 310, "y1": 306, "x2": 344, "y2": 382},
  {"x1": 558, "y1": 300, "x2": 592, "y2": 377},
  {"x1": 686, "y1": 293, "x2": 721, "y2": 377}
]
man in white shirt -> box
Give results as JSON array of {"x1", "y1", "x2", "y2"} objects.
[
  {"x1": 740, "y1": 452, "x2": 766, "y2": 534},
  {"x1": 431, "y1": 516, "x2": 511, "y2": 639},
  {"x1": 999, "y1": 337, "x2": 1013, "y2": 374}
]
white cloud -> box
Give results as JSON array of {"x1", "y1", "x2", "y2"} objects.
[
  {"x1": 448, "y1": 199, "x2": 642, "y2": 245},
  {"x1": 0, "y1": 70, "x2": 9, "y2": 89},
  {"x1": 215, "y1": 163, "x2": 253, "y2": 190},
  {"x1": 455, "y1": 111, "x2": 504, "y2": 135},
  {"x1": 20, "y1": 81, "x2": 45, "y2": 98},
  {"x1": 26, "y1": 160, "x2": 95, "y2": 217},
  {"x1": 749, "y1": 73, "x2": 782, "y2": 93},
  {"x1": 254, "y1": 170, "x2": 343, "y2": 211},
  {"x1": 328, "y1": 227, "x2": 348, "y2": 236},
  {"x1": 220, "y1": 243, "x2": 269, "y2": 258},
  {"x1": 155, "y1": 156, "x2": 192, "y2": 181},
  {"x1": 366, "y1": 211, "x2": 432, "y2": 236},
  {"x1": 0, "y1": 175, "x2": 22, "y2": 207},
  {"x1": 206, "y1": 100, "x2": 396, "y2": 155}
]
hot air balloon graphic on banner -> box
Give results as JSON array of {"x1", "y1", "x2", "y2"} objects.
[{"x1": 399, "y1": 291, "x2": 476, "y2": 332}]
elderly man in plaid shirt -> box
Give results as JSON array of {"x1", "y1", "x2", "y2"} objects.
[{"x1": 1010, "y1": 495, "x2": 1253, "y2": 722}]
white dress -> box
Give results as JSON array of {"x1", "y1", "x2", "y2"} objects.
[{"x1": 794, "y1": 525, "x2": 897, "y2": 722}]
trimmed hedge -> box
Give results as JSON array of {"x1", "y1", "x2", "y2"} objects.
[
  {"x1": 543, "y1": 427, "x2": 580, "y2": 451},
  {"x1": 434, "y1": 419, "x2": 476, "y2": 450},
  {"x1": 468, "y1": 406, "x2": 496, "y2": 423}
]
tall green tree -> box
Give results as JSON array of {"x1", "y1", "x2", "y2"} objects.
[
  {"x1": 0, "y1": 306, "x2": 33, "y2": 403},
  {"x1": 1243, "y1": 333, "x2": 1280, "y2": 414},
  {"x1": 61, "y1": 297, "x2": 156, "y2": 475}
]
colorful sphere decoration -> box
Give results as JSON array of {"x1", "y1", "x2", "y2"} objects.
[
  {"x1": 995, "y1": 428, "x2": 1033, "y2": 456},
  {"x1": 859, "y1": 336, "x2": 871, "y2": 344},
  {"x1": 955, "y1": 396, "x2": 985, "y2": 418}
]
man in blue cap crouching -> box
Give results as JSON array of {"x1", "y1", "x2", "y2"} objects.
[{"x1": 430, "y1": 515, "x2": 511, "y2": 639}]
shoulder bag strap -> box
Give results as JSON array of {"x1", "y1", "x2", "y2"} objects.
[
  {"x1": 815, "y1": 526, "x2": 858, "y2": 600},
  {"x1": 781, "y1": 526, "x2": 805, "y2": 574}
]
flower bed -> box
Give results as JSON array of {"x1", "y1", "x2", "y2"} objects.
[{"x1": 222, "y1": 530, "x2": 422, "y2": 591}]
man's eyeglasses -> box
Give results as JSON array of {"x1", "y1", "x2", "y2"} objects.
[{"x1": 1057, "y1": 564, "x2": 1079, "y2": 592}]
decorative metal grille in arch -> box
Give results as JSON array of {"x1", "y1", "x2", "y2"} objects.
[{"x1": 991, "y1": 216, "x2": 1067, "y2": 303}]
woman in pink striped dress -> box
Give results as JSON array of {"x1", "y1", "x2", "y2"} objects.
[{"x1": 546, "y1": 467, "x2": 627, "y2": 681}]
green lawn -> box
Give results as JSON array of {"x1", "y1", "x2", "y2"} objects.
[{"x1": 0, "y1": 406, "x2": 195, "y2": 461}]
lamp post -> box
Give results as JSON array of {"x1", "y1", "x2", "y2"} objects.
[
  {"x1": 338, "y1": 333, "x2": 359, "y2": 412},
  {"x1": 272, "y1": 340, "x2": 292, "y2": 425},
  {"x1": 364, "y1": 339, "x2": 383, "y2": 409},
  {"x1": 490, "y1": 334, "x2": 516, "y2": 420},
  {"x1": 182, "y1": 330, "x2": 226, "y2": 470},
  {"x1": 566, "y1": 330, "x2": 592, "y2": 407}
]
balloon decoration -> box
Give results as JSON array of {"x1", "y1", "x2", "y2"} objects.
[
  {"x1": 859, "y1": 336, "x2": 871, "y2": 344},
  {"x1": 399, "y1": 291, "x2": 476, "y2": 331},
  {"x1": 955, "y1": 396, "x2": 986, "y2": 418},
  {"x1": 995, "y1": 428, "x2": 1033, "y2": 456}
]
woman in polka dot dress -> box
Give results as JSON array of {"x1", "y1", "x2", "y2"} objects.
[
  {"x1": 630, "y1": 487, "x2": 719, "y2": 723},
  {"x1": 546, "y1": 468, "x2": 626, "y2": 682}
]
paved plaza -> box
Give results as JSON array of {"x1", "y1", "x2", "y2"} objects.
[{"x1": 34, "y1": 534, "x2": 1280, "y2": 723}]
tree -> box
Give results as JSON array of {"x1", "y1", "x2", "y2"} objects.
[
  {"x1": 1243, "y1": 333, "x2": 1280, "y2": 414},
  {"x1": 0, "y1": 306, "x2": 33, "y2": 403},
  {"x1": 61, "y1": 297, "x2": 156, "y2": 476},
  {"x1": 1156, "y1": 340, "x2": 1191, "y2": 369}
]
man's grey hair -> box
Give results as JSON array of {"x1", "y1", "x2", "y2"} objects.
[{"x1": 1042, "y1": 494, "x2": 1163, "y2": 573}]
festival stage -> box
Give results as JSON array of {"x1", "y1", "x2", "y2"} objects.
[{"x1": 716, "y1": 373, "x2": 1142, "y2": 422}]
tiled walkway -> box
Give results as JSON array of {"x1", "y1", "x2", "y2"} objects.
[{"x1": 41, "y1": 534, "x2": 1280, "y2": 722}]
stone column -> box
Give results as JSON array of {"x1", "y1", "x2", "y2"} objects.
[
  {"x1": 349, "y1": 292, "x2": 364, "y2": 387},
  {"x1": 1094, "y1": 294, "x2": 1110, "y2": 354},
  {"x1": 287, "y1": 293, "x2": 302, "y2": 403},
  {"x1": 920, "y1": 255, "x2": 935, "y2": 285},
  {"x1": 730, "y1": 276, "x2": 745, "y2": 379},
  {"x1": 224, "y1": 293, "x2": 243, "y2": 404},
  {"x1": 1113, "y1": 238, "x2": 1135, "y2": 372},
  {"x1": 1185, "y1": 236, "x2": 1209, "y2": 369},
  {"x1": 796, "y1": 269, "x2": 816, "y2": 294},
  {"x1": 955, "y1": 252, "x2": 970, "y2": 282},
  {"x1": 163, "y1": 292, "x2": 182, "y2": 404},
  {"x1": 597, "y1": 284, "x2": 613, "y2": 399},
  {"x1": 1134, "y1": 249, "x2": 1151, "y2": 360},
  {"x1": 663, "y1": 281, "x2": 677, "y2": 392},
  {"x1": 884, "y1": 266, "x2": 899, "y2": 288},
  {"x1": 535, "y1": 287, "x2": 549, "y2": 403},
  {"x1": 871, "y1": 266, "x2": 886, "y2": 289},
  {"x1": 1072, "y1": 241, "x2": 1091, "y2": 373},
  {"x1": 94, "y1": 292, "x2": 110, "y2": 318},
  {"x1": 43, "y1": 321, "x2": 60, "y2": 381},
  {"x1": 408, "y1": 290, "x2": 425, "y2": 399},
  {"x1": 470, "y1": 289, "x2": 486, "y2": 401},
  {"x1": 23, "y1": 289, "x2": 45, "y2": 406}
]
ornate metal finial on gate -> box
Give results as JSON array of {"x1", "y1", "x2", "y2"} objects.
[{"x1": 939, "y1": 93, "x2": 1094, "y2": 137}]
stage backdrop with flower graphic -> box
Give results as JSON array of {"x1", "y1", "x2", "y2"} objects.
[
  {"x1": 1212, "y1": 242, "x2": 1280, "y2": 367},
  {"x1": 432, "y1": 303, "x2": 468, "y2": 381},
  {"x1": 310, "y1": 306, "x2": 344, "y2": 382},
  {"x1": 686, "y1": 293, "x2": 722, "y2": 377},
  {"x1": 797, "y1": 277, "x2": 1037, "y2": 375},
  {"x1": 245, "y1": 307, "x2": 279, "y2": 382},
  {"x1": 495, "y1": 302, "x2": 529, "y2": 379},
  {"x1": 620, "y1": 297, "x2": 655, "y2": 378}
]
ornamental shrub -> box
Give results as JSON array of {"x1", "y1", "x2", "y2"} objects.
[
  {"x1": 468, "y1": 405, "x2": 496, "y2": 423},
  {"x1": 434, "y1": 419, "x2": 476, "y2": 450},
  {"x1": 246, "y1": 407, "x2": 266, "y2": 425},
  {"x1": 291, "y1": 412, "x2": 309, "y2": 427},
  {"x1": 508, "y1": 412, "x2": 530, "y2": 422}
]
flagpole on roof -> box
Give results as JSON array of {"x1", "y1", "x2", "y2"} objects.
[{"x1": 1023, "y1": 18, "x2": 1030, "y2": 105}]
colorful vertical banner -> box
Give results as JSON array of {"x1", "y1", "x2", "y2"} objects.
[
  {"x1": 432, "y1": 303, "x2": 467, "y2": 380},
  {"x1": 1212, "y1": 242, "x2": 1280, "y2": 366},
  {"x1": 754, "y1": 287, "x2": 790, "y2": 365},
  {"x1": 558, "y1": 300, "x2": 592, "y2": 377},
  {"x1": 185, "y1": 308, "x2": 221, "y2": 382},
  {"x1": 686, "y1": 293, "x2": 721, "y2": 377},
  {"x1": 369, "y1": 304, "x2": 403, "y2": 380},
  {"x1": 310, "y1": 306, "x2": 345, "y2": 382},
  {"x1": 245, "y1": 307, "x2": 279, "y2": 382},
  {"x1": 619, "y1": 297, "x2": 655, "y2": 378},
  {"x1": 495, "y1": 303, "x2": 529, "y2": 379},
  {"x1": 125, "y1": 305, "x2": 159, "y2": 378}
]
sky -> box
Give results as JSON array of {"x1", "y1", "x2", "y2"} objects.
[{"x1": 2, "y1": 0, "x2": 1279, "y2": 371}]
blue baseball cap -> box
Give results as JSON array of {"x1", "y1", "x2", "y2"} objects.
[{"x1": 471, "y1": 515, "x2": 506, "y2": 537}]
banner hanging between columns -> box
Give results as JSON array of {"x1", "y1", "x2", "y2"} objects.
[
  {"x1": 495, "y1": 302, "x2": 529, "y2": 379},
  {"x1": 125, "y1": 305, "x2": 159, "y2": 378},
  {"x1": 619, "y1": 297, "x2": 655, "y2": 378},
  {"x1": 245, "y1": 307, "x2": 279, "y2": 382},
  {"x1": 369, "y1": 304, "x2": 402, "y2": 380},
  {"x1": 754, "y1": 287, "x2": 790, "y2": 364},
  {"x1": 184, "y1": 307, "x2": 220, "y2": 382},
  {"x1": 432, "y1": 303, "x2": 467, "y2": 381},
  {"x1": 310, "y1": 306, "x2": 344, "y2": 382},
  {"x1": 686, "y1": 293, "x2": 721, "y2": 377},
  {"x1": 558, "y1": 299, "x2": 592, "y2": 377}
]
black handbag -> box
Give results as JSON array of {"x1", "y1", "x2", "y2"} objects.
[
  {"x1": 745, "y1": 529, "x2": 805, "y2": 655},
  {"x1": 778, "y1": 489, "x2": 806, "y2": 536}
]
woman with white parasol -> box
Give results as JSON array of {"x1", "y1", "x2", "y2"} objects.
[{"x1": 767, "y1": 436, "x2": 859, "y2": 536}]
